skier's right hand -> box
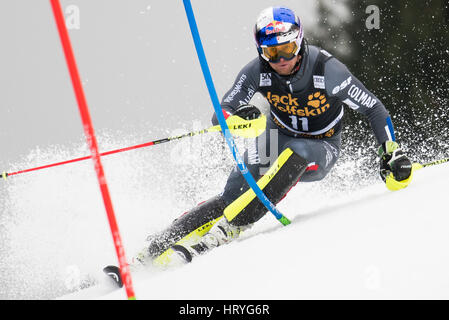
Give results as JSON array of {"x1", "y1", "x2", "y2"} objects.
[
  {"x1": 211, "y1": 104, "x2": 261, "y2": 126},
  {"x1": 233, "y1": 104, "x2": 261, "y2": 120},
  {"x1": 211, "y1": 104, "x2": 265, "y2": 138}
]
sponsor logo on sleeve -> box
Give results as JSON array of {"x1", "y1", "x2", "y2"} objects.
[
  {"x1": 238, "y1": 86, "x2": 256, "y2": 105},
  {"x1": 332, "y1": 76, "x2": 352, "y2": 95},
  {"x1": 223, "y1": 74, "x2": 248, "y2": 103},
  {"x1": 333, "y1": 77, "x2": 377, "y2": 109},
  {"x1": 347, "y1": 84, "x2": 377, "y2": 108},
  {"x1": 343, "y1": 98, "x2": 359, "y2": 110}
]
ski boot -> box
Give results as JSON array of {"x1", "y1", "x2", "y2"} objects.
[{"x1": 170, "y1": 217, "x2": 248, "y2": 263}]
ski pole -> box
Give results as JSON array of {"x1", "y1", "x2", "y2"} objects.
[
  {"x1": 1, "y1": 115, "x2": 266, "y2": 180},
  {"x1": 416, "y1": 157, "x2": 449, "y2": 169}
]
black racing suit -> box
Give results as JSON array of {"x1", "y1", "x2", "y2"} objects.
[
  {"x1": 146, "y1": 45, "x2": 397, "y2": 258},
  {"x1": 215, "y1": 45, "x2": 395, "y2": 225}
]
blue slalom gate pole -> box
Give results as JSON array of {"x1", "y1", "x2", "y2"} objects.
[{"x1": 182, "y1": 0, "x2": 291, "y2": 226}]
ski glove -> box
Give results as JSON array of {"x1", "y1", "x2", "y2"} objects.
[
  {"x1": 378, "y1": 141, "x2": 412, "y2": 182},
  {"x1": 211, "y1": 104, "x2": 261, "y2": 125},
  {"x1": 233, "y1": 104, "x2": 261, "y2": 120},
  {"x1": 211, "y1": 104, "x2": 266, "y2": 138}
]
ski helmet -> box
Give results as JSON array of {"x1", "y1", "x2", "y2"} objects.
[{"x1": 254, "y1": 6, "x2": 304, "y2": 63}]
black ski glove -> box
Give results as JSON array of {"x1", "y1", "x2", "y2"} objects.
[
  {"x1": 233, "y1": 104, "x2": 261, "y2": 120},
  {"x1": 378, "y1": 141, "x2": 412, "y2": 182},
  {"x1": 211, "y1": 104, "x2": 261, "y2": 126}
]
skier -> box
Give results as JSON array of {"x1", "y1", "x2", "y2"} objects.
[{"x1": 135, "y1": 6, "x2": 414, "y2": 266}]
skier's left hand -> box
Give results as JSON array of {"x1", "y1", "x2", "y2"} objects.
[{"x1": 378, "y1": 141, "x2": 413, "y2": 190}]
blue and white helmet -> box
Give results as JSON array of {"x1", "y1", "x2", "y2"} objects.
[{"x1": 254, "y1": 6, "x2": 304, "y2": 61}]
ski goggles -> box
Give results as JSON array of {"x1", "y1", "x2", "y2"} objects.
[{"x1": 260, "y1": 41, "x2": 300, "y2": 63}]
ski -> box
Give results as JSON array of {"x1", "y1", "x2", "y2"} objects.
[{"x1": 103, "y1": 265, "x2": 123, "y2": 288}]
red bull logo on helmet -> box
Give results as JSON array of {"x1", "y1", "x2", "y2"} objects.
[{"x1": 265, "y1": 20, "x2": 287, "y2": 35}]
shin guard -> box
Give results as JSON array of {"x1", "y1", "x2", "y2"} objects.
[
  {"x1": 147, "y1": 196, "x2": 225, "y2": 259},
  {"x1": 224, "y1": 148, "x2": 308, "y2": 226},
  {"x1": 149, "y1": 148, "x2": 307, "y2": 265}
]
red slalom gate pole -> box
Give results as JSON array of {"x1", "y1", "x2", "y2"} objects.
[{"x1": 49, "y1": 0, "x2": 135, "y2": 299}]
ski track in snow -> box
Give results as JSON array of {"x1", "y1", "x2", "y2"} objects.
[{"x1": 1, "y1": 132, "x2": 448, "y2": 300}]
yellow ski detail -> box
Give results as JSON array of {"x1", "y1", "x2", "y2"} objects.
[
  {"x1": 152, "y1": 216, "x2": 223, "y2": 267},
  {"x1": 224, "y1": 148, "x2": 294, "y2": 222}
]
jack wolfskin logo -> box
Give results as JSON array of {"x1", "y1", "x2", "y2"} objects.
[
  {"x1": 307, "y1": 92, "x2": 328, "y2": 109},
  {"x1": 267, "y1": 91, "x2": 330, "y2": 117},
  {"x1": 305, "y1": 91, "x2": 330, "y2": 116},
  {"x1": 266, "y1": 92, "x2": 299, "y2": 106}
]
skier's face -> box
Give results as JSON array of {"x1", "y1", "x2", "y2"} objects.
[{"x1": 269, "y1": 55, "x2": 301, "y2": 76}]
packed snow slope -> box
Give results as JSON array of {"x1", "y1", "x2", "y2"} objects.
[
  {"x1": 98, "y1": 161, "x2": 449, "y2": 300},
  {"x1": 1, "y1": 132, "x2": 448, "y2": 300}
]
